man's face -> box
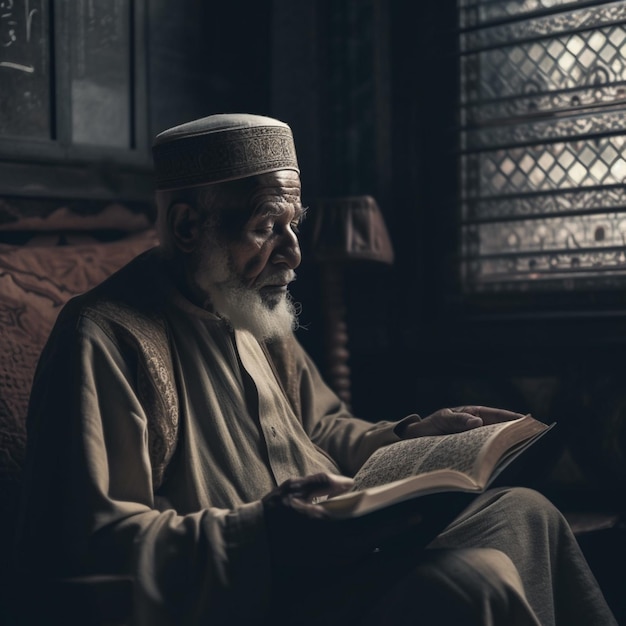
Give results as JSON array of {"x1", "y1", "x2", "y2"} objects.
[{"x1": 189, "y1": 169, "x2": 304, "y2": 340}]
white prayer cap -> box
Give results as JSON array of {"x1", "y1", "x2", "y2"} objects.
[{"x1": 152, "y1": 113, "x2": 300, "y2": 191}]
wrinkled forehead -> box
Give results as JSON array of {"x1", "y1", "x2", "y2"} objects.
[
  {"x1": 212, "y1": 170, "x2": 303, "y2": 231},
  {"x1": 249, "y1": 171, "x2": 302, "y2": 213},
  {"x1": 217, "y1": 170, "x2": 302, "y2": 213}
]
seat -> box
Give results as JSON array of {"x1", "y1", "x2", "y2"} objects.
[{"x1": 0, "y1": 217, "x2": 157, "y2": 626}]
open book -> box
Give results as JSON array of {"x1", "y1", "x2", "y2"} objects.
[{"x1": 321, "y1": 414, "x2": 554, "y2": 519}]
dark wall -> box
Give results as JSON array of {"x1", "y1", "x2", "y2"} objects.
[
  {"x1": 1, "y1": 4, "x2": 621, "y2": 616},
  {"x1": 270, "y1": 2, "x2": 626, "y2": 518},
  {"x1": 147, "y1": 0, "x2": 273, "y2": 136},
  {"x1": 9, "y1": 0, "x2": 615, "y2": 508},
  {"x1": 381, "y1": 2, "x2": 626, "y2": 515}
]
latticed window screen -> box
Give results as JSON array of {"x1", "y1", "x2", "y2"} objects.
[{"x1": 459, "y1": 0, "x2": 626, "y2": 294}]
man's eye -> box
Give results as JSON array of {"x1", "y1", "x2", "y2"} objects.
[
  {"x1": 251, "y1": 218, "x2": 300, "y2": 236},
  {"x1": 253, "y1": 220, "x2": 274, "y2": 233}
]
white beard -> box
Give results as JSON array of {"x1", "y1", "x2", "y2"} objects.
[
  {"x1": 191, "y1": 239, "x2": 298, "y2": 342},
  {"x1": 209, "y1": 279, "x2": 298, "y2": 341}
]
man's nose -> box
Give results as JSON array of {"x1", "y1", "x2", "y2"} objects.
[{"x1": 272, "y1": 227, "x2": 301, "y2": 269}]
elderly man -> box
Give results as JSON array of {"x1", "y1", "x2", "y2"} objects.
[{"x1": 17, "y1": 114, "x2": 615, "y2": 626}]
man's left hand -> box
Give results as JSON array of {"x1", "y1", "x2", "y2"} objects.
[{"x1": 401, "y1": 406, "x2": 525, "y2": 439}]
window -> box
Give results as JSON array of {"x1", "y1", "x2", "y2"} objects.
[
  {"x1": 0, "y1": 0, "x2": 150, "y2": 201},
  {"x1": 459, "y1": 0, "x2": 626, "y2": 299}
]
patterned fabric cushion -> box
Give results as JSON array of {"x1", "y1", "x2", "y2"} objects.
[{"x1": 0, "y1": 229, "x2": 158, "y2": 526}]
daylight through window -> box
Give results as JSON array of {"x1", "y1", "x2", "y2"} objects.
[{"x1": 459, "y1": 0, "x2": 626, "y2": 294}]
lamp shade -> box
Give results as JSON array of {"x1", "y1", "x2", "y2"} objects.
[{"x1": 310, "y1": 195, "x2": 394, "y2": 265}]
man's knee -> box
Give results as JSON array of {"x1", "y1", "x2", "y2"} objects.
[
  {"x1": 418, "y1": 548, "x2": 539, "y2": 625},
  {"x1": 489, "y1": 487, "x2": 569, "y2": 535},
  {"x1": 449, "y1": 486, "x2": 568, "y2": 538},
  {"x1": 494, "y1": 486, "x2": 558, "y2": 513},
  {"x1": 423, "y1": 547, "x2": 523, "y2": 597}
]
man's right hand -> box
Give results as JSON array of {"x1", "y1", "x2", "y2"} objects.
[{"x1": 262, "y1": 473, "x2": 424, "y2": 572}]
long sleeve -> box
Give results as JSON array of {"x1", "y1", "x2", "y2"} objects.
[
  {"x1": 16, "y1": 310, "x2": 271, "y2": 626},
  {"x1": 268, "y1": 334, "x2": 420, "y2": 476}
]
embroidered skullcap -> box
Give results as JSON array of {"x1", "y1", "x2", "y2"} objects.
[{"x1": 152, "y1": 113, "x2": 300, "y2": 191}]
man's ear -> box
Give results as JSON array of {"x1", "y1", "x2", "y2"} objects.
[{"x1": 168, "y1": 202, "x2": 201, "y2": 252}]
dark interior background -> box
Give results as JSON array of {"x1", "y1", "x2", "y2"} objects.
[
  {"x1": 1, "y1": 0, "x2": 624, "y2": 506},
  {"x1": 1, "y1": 0, "x2": 624, "y2": 617}
]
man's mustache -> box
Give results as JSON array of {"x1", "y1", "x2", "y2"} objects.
[{"x1": 256, "y1": 270, "x2": 296, "y2": 289}]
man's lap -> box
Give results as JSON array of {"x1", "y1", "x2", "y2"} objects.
[{"x1": 267, "y1": 488, "x2": 548, "y2": 626}]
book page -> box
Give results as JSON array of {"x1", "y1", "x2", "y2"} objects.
[{"x1": 353, "y1": 422, "x2": 510, "y2": 491}]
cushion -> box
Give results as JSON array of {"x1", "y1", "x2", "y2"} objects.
[
  {"x1": 0, "y1": 229, "x2": 158, "y2": 497},
  {"x1": 0, "y1": 199, "x2": 153, "y2": 232}
]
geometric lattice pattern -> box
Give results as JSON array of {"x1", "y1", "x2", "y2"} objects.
[{"x1": 459, "y1": 0, "x2": 626, "y2": 292}]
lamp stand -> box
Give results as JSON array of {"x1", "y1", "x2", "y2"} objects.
[{"x1": 320, "y1": 265, "x2": 351, "y2": 408}]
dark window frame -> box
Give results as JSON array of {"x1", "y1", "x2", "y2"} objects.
[{"x1": 0, "y1": 0, "x2": 152, "y2": 203}]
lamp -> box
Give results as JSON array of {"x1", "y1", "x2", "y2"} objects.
[{"x1": 309, "y1": 195, "x2": 394, "y2": 407}]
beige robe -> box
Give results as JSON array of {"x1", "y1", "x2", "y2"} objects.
[
  {"x1": 16, "y1": 249, "x2": 411, "y2": 624},
  {"x1": 17, "y1": 249, "x2": 617, "y2": 626}
]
